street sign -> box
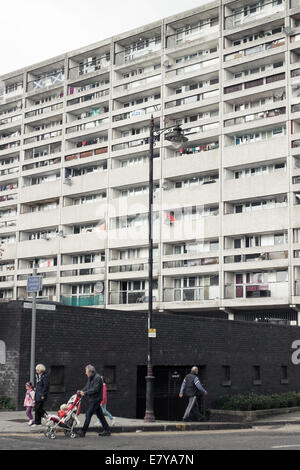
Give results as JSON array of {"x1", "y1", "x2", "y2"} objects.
[
  {"x1": 148, "y1": 328, "x2": 157, "y2": 338},
  {"x1": 23, "y1": 302, "x2": 56, "y2": 311},
  {"x1": 26, "y1": 276, "x2": 42, "y2": 293}
]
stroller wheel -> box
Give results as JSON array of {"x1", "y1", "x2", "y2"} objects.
[
  {"x1": 70, "y1": 432, "x2": 77, "y2": 439},
  {"x1": 45, "y1": 430, "x2": 56, "y2": 440}
]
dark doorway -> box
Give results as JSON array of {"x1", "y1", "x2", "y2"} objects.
[{"x1": 136, "y1": 366, "x2": 206, "y2": 421}]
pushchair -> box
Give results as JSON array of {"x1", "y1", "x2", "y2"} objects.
[{"x1": 44, "y1": 393, "x2": 82, "y2": 439}]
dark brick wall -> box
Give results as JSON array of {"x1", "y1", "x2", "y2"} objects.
[
  {"x1": 0, "y1": 302, "x2": 22, "y2": 405},
  {"x1": 1, "y1": 301, "x2": 300, "y2": 418}
]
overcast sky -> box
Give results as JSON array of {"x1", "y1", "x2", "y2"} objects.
[{"x1": 0, "y1": 0, "x2": 213, "y2": 76}]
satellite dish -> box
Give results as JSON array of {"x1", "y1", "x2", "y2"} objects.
[
  {"x1": 95, "y1": 281, "x2": 104, "y2": 293},
  {"x1": 163, "y1": 59, "x2": 171, "y2": 68}
]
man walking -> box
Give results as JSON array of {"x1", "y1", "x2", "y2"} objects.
[
  {"x1": 77, "y1": 364, "x2": 111, "y2": 437},
  {"x1": 179, "y1": 366, "x2": 208, "y2": 422}
]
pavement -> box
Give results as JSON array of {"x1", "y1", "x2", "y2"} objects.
[
  {"x1": 252, "y1": 410, "x2": 300, "y2": 427},
  {"x1": 0, "y1": 410, "x2": 251, "y2": 435},
  {"x1": 3, "y1": 409, "x2": 300, "y2": 435}
]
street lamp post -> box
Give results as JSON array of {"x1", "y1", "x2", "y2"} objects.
[{"x1": 144, "y1": 116, "x2": 188, "y2": 422}]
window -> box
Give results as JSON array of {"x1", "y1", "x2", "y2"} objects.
[
  {"x1": 274, "y1": 233, "x2": 286, "y2": 245},
  {"x1": 103, "y1": 366, "x2": 116, "y2": 389},
  {"x1": 253, "y1": 365, "x2": 261, "y2": 385},
  {"x1": 276, "y1": 270, "x2": 288, "y2": 282},
  {"x1": 234, "y1": 239, "x2": 241, "y2": 249},
  {"x1": 50, "y1": 365, "x2": 65, "y2": 393},
  {"x1": 222, "y1": 365, "x2": 231, "y2": 386},
  {"x1": 281, "y1": 366, "x2": 288, "y2": 384}
]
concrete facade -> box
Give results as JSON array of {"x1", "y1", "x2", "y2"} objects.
[{"x1": 0, "y1": 1, "x2": 299, "y2": 322}]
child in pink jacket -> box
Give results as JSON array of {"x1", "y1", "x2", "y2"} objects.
[
  {"x1": 24, "y1": 382, "x2": 35, "y2": 425},
  {"x1": 98, "y1": 377, "x2": 115, "y2": 426}
]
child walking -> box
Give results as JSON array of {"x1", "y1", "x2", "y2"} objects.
[
  {"x1": 98, "y1": 377, "x2": 115, "y2": 426},
  {"x1": 24, "y1": 382, "x2": 35, "y2": 426}
]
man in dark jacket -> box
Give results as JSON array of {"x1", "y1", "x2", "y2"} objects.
[
  {"x1": 77, "y1": 364, "x2": 111, "y2": 437},
  {"x1": 179, "y1": 366, "x2": 208, "y2": 422},
  {"x1": 33, "y1": 364, "x2": 49, "y2": 426}
]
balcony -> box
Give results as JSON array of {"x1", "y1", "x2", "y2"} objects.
[
  {"x1": 165, "y1": 90, "x2": 219, "y2": 114},
  {"x1": 0, "y1": 113, "x2": 22, "y2": 128},
  {"x1": 295, "y1": 280, "x2": 300, "y2": 296},
  {"x1": 69, "y1": 56, "x2": 110, "y2": 81},
  {"x1": 163, "y1": 286, "x2": 219, "y2": 302},
  {"x1": 223, "y1": 206, "x2": 289, "y2": 236},
  {"x1": 60, "y1": 294, "x2": 104, "y2": 307},
  {"x1": 67, "y1": 89, "x2": 109, "y2": 110},
  {"x1": 223, "y1": 135, "x2": 286, "y2": 167},
  {"x1": 166, "y1": 57, "x2": 219, "y2": 82},
  {"x1": 224, "y1": 250, "x2": 288, "y2": 265},
  {"x1": 163, "y1": 145, "x2": 219, "y2": 177},
  {"x1": 166, "y1": 19, "x2": 219, "y2": 50},
  {"x1": 115, "y1": 37, "x2": 162, "y2": 67},
  {"x1": 225, "y1": 281, "x2": 288, "y2": 300},
  {"x1": 113, "y1": 74, "x2": 161, "y2": 97},
  {"x1": 64, "y1": 145, "x2": 108, "y2": 164},
  {"x1": 224, "y1": 106, "x2": 286, "y2": 129},
  {"x1": 113, "y1": 103, "x2": 161, "y2": 124},
  {"x1": 25, "y1": 102, "x2": 63, "y2": 120},
  {"x1": 109, "y1": 289, "x2": 157, "y2": 305},
  {"x1": 225, "y1": 1, "x2": 285, "y2": 30},
  {"x1": 162, "y1": 180, "x2": 219, "y2": 208},
  {"x1": 27, "y1": 69, "x2": 65, "y2": 93},
  {"x1": 223, "y1": 172, "x2": 288, "y2": 201}
]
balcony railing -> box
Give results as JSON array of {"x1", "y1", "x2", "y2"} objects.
[
  {"x1": 225, "y1": 0, "x2": 285, "y2": 30},
  {"x1": 169, "y1": 141, "x2": 219, "y2": 158},
  {"x1": 60, "y1": 294, "x2": 104, "y2": 307},
  {"x1": 115, "y1": 39, "x2": 161, "y2": 66},
  {"x1": 225, "y1": 281, "x2": 288, "y2": 299},
  {"x1": 114, "y1": 75, "x2": 160, "y2": 95},
  {"x1": 25, "y1": 102, "x2": 63, "y2": 119},
  {"x1": 166, "y1": 20, "x2": 219, "y2": 49},
  {"x1": 64, "y1": 146, "x2": 108, "y2": 162},
  {"x1": 163, "y1": 257, "x2": 219, "y2": 269},
  {"x1": 224, "y1": 107, "x2": 286, "y2": 127},
  {"x1": 68, "y1": 57, "x2": 110, "y2": 80},
  {"x1": 109, "y1": 290, "x2": 157, "y2": 304},
  {"x1": 113, "y1": 104, "x2": 161, "y2": 123},
  {"x1": 67, "y1": 90, "x2": 109, "y2": 108},
  {"x1": 225, "y1": 39, "x2": 285, "y2": 62},
  {"x1": 224, "y1": 251, "x2": 288, "y2": 264},
  {"x1": 27, "y1": 71, "x2": 65, "y2": 93},
  {"x1": 163, "y1": 286, "x2": 219, "y2": 302},
  {"x1": 109, "y1": 262, "x2": 158, "y2": 274},
  {"x1": 61, "y1": 267, "x2": 105, "y2": 277},
  {"x1": 0, "y1": 114, "x2": 22, "y2": 127},
  {"x1": 24, "y1": 143, "x2": 61, "y2": 160},
  {"x1": 165, "y1": 90, "x2": 219, "y2": 110},
  {"x1": 166, "y1": 57, "x2": 219, "y2": 79}
]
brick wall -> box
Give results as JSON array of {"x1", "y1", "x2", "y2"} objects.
[{"x1": 1, "y1": 301, "x2": 300, "y2": 419}]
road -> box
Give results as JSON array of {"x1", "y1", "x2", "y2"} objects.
[{"x1": 2, "y1": 424, "x2": 300, "y2": 451}]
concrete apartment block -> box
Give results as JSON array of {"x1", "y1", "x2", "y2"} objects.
[{"x1": 0, "y1": 0, "x2": 300, "y2": 323}]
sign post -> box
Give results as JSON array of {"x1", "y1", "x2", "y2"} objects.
[{"x1": 27, "y1": 268, "x2": 42, "y2": 384}]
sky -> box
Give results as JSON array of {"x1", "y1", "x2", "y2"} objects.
[{"x1": 0, "y1": 0, "x2": 213, "y2": 76}]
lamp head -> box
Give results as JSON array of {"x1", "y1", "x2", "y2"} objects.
[{"x1": 165, "y1": 125, "x2": 188, "y2": 149}]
